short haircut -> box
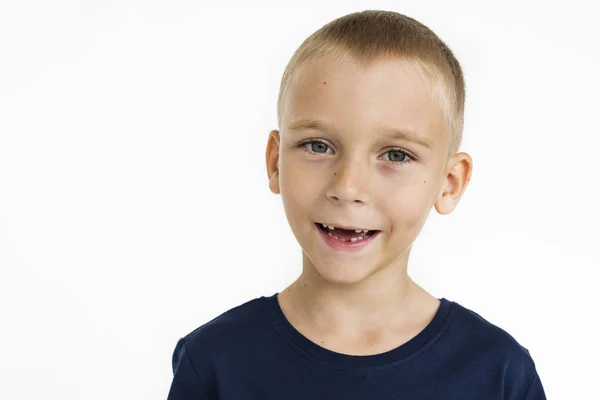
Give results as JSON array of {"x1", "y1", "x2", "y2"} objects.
[{"x1": 277, "y1": 10, "x2": 466, "y2": 158}]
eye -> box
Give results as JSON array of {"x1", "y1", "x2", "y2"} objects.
[
  {"x1": 381, "y1": 149, "x2": 414, "y2": 165},
  {"x1": 300, "y1": 140, "x2": 334, "y2": 154}
]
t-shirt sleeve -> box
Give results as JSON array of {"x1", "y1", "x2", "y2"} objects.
[
  {"x1": 521, "y1": 370, "x2": 546, "y2": 400},
  {"x1": 167, "y1": 338, "x2": 211, "y2": 400}
]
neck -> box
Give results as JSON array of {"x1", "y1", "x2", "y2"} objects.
[{"x1": 281, "y1": 252, "x2": 433, "y2": 334}]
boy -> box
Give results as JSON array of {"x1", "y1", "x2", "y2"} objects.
[{"x1": 167, "y1": 10, "x2": 546, "y2": 399}]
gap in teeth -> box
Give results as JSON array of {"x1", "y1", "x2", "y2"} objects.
[
  {"x1": 321, "y1": 223, "x2": 369, "y2": 233},
  {"x1": 326, "y1": 231, "x2": 368, "y2": 242}
]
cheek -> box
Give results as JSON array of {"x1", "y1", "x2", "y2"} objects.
[
  {"x1": 381, "y1": 181, "x2": 435, "y2": 224},
  {"x1": 279, "y1": 159, "x2": 326, "y2": 212}
]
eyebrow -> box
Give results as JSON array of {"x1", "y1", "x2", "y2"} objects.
[{"x1": 286, "y1": 118, "x2": 434, "y2": 149}]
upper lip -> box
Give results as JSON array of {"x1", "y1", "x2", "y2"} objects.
[{"x1": 316, "y1": 222, "x2": 379, "y2": 231}]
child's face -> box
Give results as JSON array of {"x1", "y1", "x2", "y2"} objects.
[{"x1": 267, "y1": 55, "x2": 458, "y2": 284}]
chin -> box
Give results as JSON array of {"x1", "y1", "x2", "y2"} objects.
[{"x1": 311, "y1": 258, "x2": 376, "y2": 286}]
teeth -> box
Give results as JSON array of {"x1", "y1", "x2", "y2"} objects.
[
  {"x1": 331, "y1": 233, "x2": 343, "y2": 240},
  {"x1": 321, "y1": 223, "x2": 372, "y2": 232},
  {"x1": 350, "y1": 236, "x2": 366, "y2": 242},
  {"x1": 321, "y1": 223, "x2": 373, "y2": 238}
]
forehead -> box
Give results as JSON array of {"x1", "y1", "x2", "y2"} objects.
[{"x1": 282, "y1": 55, "x2": 447, "y2": 147}]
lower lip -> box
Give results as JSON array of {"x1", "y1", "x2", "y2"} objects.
[{"x1": 315, "y1": 224, "x2": 380, "y2": 253}]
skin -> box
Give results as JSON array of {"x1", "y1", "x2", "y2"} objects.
[{"x1": 265, "y1": 54, "x2": 473, "y2": 356}]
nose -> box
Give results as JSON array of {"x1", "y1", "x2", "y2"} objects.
[{"x1": 326, "y1": 157, "x2": 371, "y2": 205}]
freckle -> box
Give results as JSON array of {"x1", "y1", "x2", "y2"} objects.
[{"x1": 323, "y1": 81, "x2": 327, "y2": 85}]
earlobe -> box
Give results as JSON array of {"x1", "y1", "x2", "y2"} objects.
[
  {"x1": 434, "y1": 152, "x2": 473, "y2": 215},
  {"x1": 269, "y1": 170, "x2": 280, "y2": 194},
  {"x1": 434, "y1": 192, "x2": 455, "y2": 215}
]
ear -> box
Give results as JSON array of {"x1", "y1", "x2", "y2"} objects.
[
  {"x1": 265, "y1": 129, "x2": 281, "y2": 194},
  {"x1": 434, "y1": 152, "x2": 473, "y2": 214}
]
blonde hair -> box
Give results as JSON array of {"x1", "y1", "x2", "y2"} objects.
[{"x1": 276, "y1": 10, "x2": 466, "y2": 158}]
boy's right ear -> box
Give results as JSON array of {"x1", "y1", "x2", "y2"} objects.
[{"x1": 265, "y1": 130, "x2": 281, "y2": 194}]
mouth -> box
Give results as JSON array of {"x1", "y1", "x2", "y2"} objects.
[{"x1": 315, "y1": 223, "x2": 380, "y2": 243}]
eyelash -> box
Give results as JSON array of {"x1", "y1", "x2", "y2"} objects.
[{"x1": 298, "y1": 139, "x2": 415, "y2": 166}]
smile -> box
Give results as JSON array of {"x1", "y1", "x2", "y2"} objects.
[
  {"x1": 314, "y1": 222, "x2": 380, "y2": 252},
  {"x1": 316, "y1": 223, "x2": 378, "y2": 242}
]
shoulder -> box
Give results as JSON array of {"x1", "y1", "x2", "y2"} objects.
[
  {"x1": 444, "y1": 300, "x2": 541, "y2": 392},
  {"x1": 179, "y1": 295, "x2": 266, "y2": 357},
  {"x1": 449, "y1": 300, "x2": 532, "y2": 357},
  {"x1": 168, "y1": 296, "x2": 268, "y2": 398}
]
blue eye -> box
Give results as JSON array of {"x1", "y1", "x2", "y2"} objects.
[
  {"x1": 382, "y1": 149, "x2": 413, "y2": 165},
  {"x1": 301, "y1": 140, "x2": 333, "y2": 154},
  {"x1": 311, "y1": 142, "x2": 329, "y2": 153}
]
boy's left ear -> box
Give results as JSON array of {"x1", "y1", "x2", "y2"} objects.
[
  {"x1": 434, "y1": 152, "x2": 473, "y2": 214},
  {"x1": 266, "y1": 129, "x2": 281, "y2": 194}
]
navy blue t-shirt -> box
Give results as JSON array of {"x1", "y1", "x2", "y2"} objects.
[{"x1": 167, "y1": 293, "x2": 545, "y2": 399}]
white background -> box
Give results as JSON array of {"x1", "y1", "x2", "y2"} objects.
[{"x1": 1, "y1": 0, "x2": 598, "y2": 398}]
